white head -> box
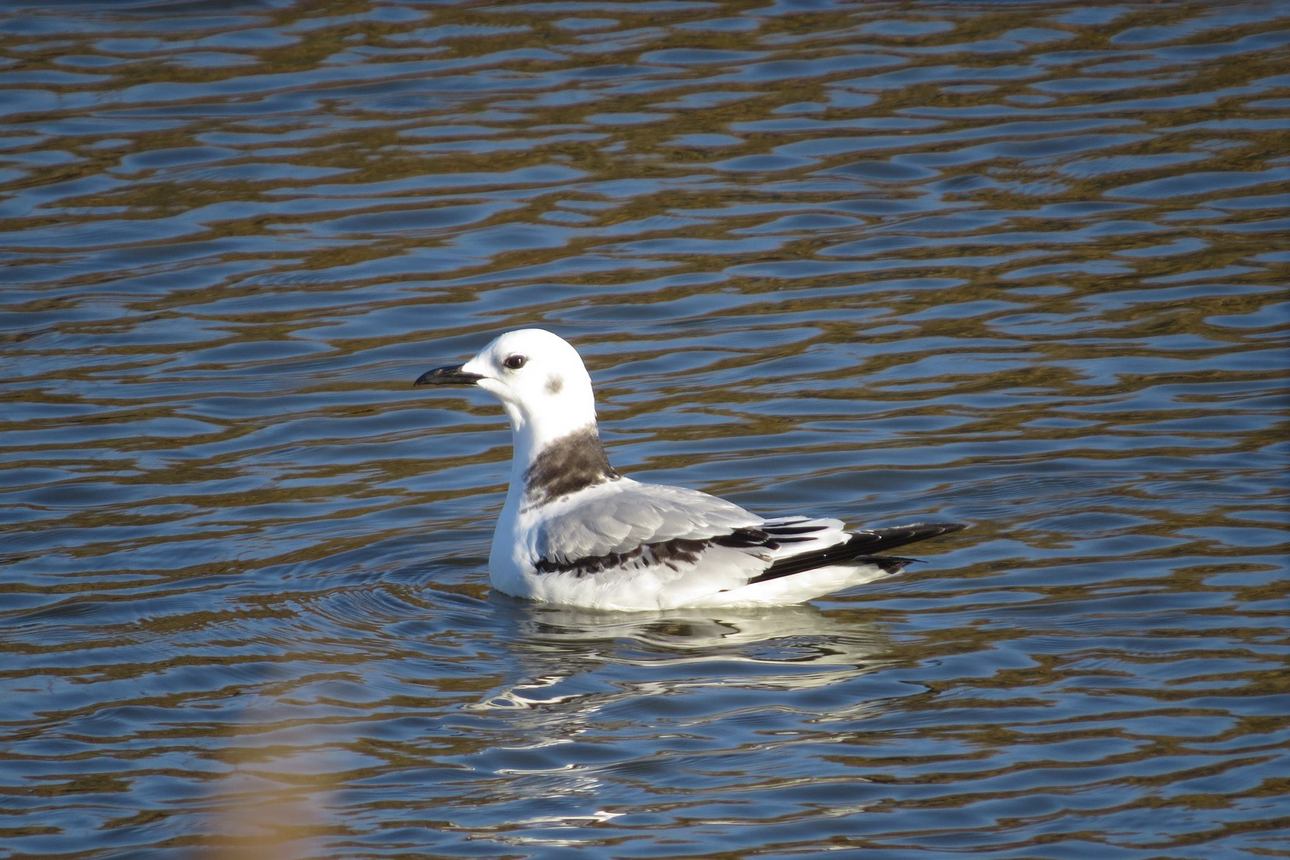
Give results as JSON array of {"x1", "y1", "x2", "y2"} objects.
[{"x1": 415, "y1": 329, "x2": 599, "y2": 459}]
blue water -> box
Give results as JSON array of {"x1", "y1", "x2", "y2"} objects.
[{"x1": 1, "y1": 1, "x2": 1288, "y2": 857}]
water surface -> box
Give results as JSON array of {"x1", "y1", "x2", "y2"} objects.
[{"x1": 2, "y1": 1, "x2": 1288, "y2": 857}]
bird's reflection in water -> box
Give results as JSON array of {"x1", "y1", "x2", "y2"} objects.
[
  {"x1": 448, "y1": 598, "x2": 901, "y2": 839},
  {"x1": 473, "y1": 596, "x2": 898, "y2": 712}
]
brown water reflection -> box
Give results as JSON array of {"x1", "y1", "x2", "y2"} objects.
[{"x1": 1, "y1": 1, "x2": 1288, "y2": 857}]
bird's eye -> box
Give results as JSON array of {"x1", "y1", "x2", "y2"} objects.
[{"x1": 503, "y1": 354, "x2": 527, "y2": 370}]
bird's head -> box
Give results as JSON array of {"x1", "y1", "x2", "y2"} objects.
[{"x1": 415, "y1": 328, "x2": 598, "y2": 446}]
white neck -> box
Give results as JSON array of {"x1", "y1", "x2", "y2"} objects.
[{"x1": 498, "y1": 384, "x2": 597, "y2": 472}]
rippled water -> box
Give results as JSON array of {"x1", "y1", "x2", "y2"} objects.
[{"x1": 3, "y1": 1, "x2": 1289, "y2": 856}]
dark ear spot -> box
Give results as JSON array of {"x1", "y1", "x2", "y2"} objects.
[{"x1": 546, "y1": 374, "x2": 563, "y2": 395}]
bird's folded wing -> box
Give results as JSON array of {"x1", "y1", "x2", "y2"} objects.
[{"x1": 531, "y1": 479, "x2": 763, "y2": 566}]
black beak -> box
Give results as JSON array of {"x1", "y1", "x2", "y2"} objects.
[{"x1": 413, "y1": 364, "x2": 484, "y2": 387}]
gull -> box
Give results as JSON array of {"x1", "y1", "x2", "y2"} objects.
[{"x1": 415, "y1": 329, "x2": 964, "y2": 611}]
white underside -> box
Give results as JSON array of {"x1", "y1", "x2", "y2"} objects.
[
  {"x1": 684, "y1": 562, "x2": 896, "y2": 609},
  {"x1": 494, "y1": 561, "x2": 897, "y2": 611}
]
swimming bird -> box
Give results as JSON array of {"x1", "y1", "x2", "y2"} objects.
[{"x1": 415, "y1": 329, "x2": 963, "y2": 611}]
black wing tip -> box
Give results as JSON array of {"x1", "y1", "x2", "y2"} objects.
[
  {"x1": 851, "y1": 521, "x2": 967, "y2": 547},
  {"x1": 748, "y1": 520, "x2": 965, "y2": 585}
]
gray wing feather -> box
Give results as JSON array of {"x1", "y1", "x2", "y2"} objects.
[{"x1": 534, "y1": 481, "x2": 761, "y2": 564}]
